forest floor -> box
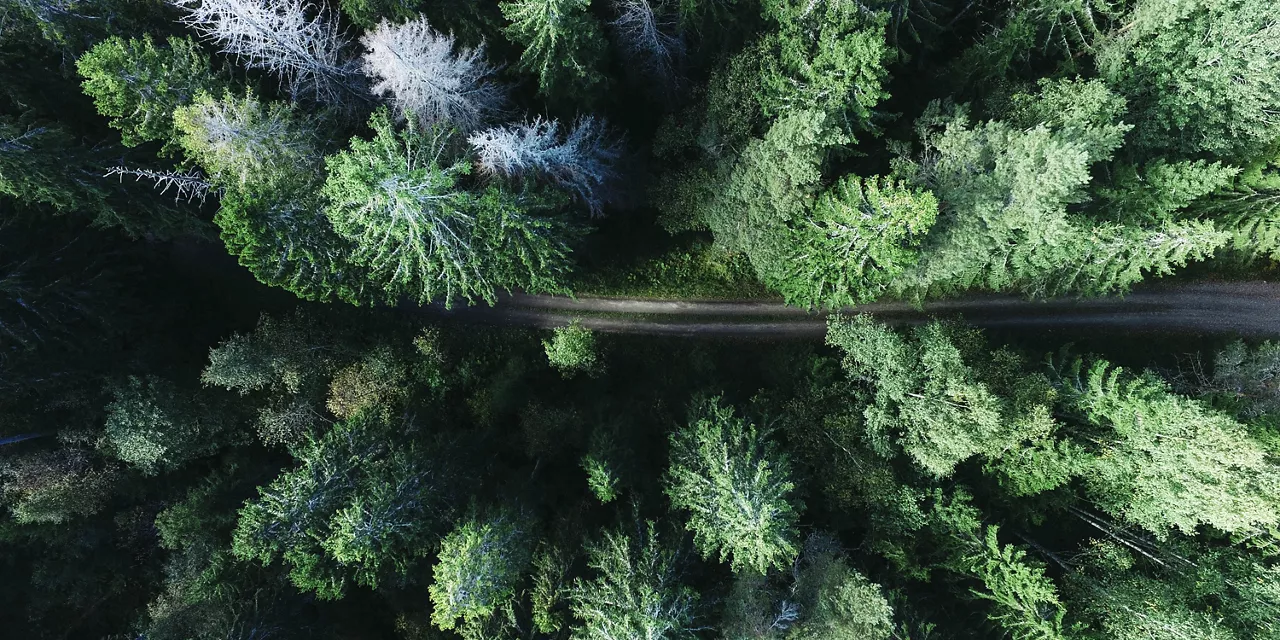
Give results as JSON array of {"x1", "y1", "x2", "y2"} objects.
[{"x1": 419, "y1": 281, "x2": 1280, "y2": 339}]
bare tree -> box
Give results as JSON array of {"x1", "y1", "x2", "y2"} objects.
[
  {"x1": 611, "y1": 0, "x2": 683, "y2": 88},
  {"x1": 469, "y1": 117, "x2": 621, "y2": 216},
  {"x1": 171, "y1": 0, "x2": 362, "y2": 104},
  {"x1": 360, "y1": 17, "x2": 505, "y2": 131}
]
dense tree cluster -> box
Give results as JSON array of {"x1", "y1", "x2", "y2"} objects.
[{"x1": 5, "y1": 0, "x2": 1280, "y2": 639}]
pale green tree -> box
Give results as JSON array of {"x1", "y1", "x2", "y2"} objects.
[
  {"x1": 779, "y1": 175, "x2": 938, "y2": 308},
  {"x1": 665, "y1": 397, "x2": 801, "y2": 574},
  {"x1": 543, "y1": 320, "x2": 600, "y2": 377},
  {"x1": 101, "y1": 376, "x2": 226, "y2": 476},
  {"x1": 429, "y1": 510, "x2": 533, "y2": 637},
  {"x1": 1097, "y1": 0, "x2": 1280, "y2": 158},
  {"x1": 323, "y1": 109, "x2": 574, "y2": 305},
  {"x1": 570, "y1": 521, "x2": 699, "y2": 640},
  {"x1": 1056, "y1": 357, "x2": 1280, "y2": 538}
]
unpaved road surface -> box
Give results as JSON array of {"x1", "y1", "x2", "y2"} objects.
[{"x1": 420, "y1": 281, "x2": 1280, "y2": 338}]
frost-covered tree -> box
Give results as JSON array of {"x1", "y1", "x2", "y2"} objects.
[
  {"x1": 469, "y1": 117, "x2": 620, "y2": 215},
  {"x1": 610, "y1": 0, "x2": 683, "y2": 86},
  {"x1": 665, "y1": 397, "x2": 801, "y2": 574},
  {"x1": 360, "y1": 17, "x2": 505, "y2": 131},
  {"x1": 171, "y1": 0, "x2": 363, "y2": 104}
]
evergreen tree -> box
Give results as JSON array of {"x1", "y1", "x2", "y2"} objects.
[
  {"x1": 570, "y1": 520, "x2": 699, "y2": 640},
  {"x1": 232, "y1": 411, "x2": 456, "y2": 598},
  {"x1": 1097, "y1": 0, "x2": 1280, "y2": 158},
  {"x1": 779, "y1": 175, "x2": 938, "y2": 308},
  {"x1": 500, "y1": 0, "x2": 609, "y2": 100},
  {"x1": 323, "y1": 108, "x2": 573, "y2": 306},
  {"x1": 665, "y1": 396, "x2": 801, "y2": 574},
  {"x1": 1055, "y1": 357, "x2": 1280, "y2": 538},
  {"x1": 76, "y1": 35, "x2": 225, "y2": 150},
  {"x1": 429, "y1": 510, "x2": 533, "y2": 637}
]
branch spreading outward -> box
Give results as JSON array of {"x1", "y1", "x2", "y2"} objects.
[
  {"x1": 469, "y1": 116, "x2": 621, "y2": 216},
  {"x1": 171, "y1": 0, "x2": 362, "y2": 105},
  {"x1": 360, "y1": 18, "x2": 506, "y2": 131},
  {"x1": 105, "y1": 166, "x2": 219, "y2": 204}
]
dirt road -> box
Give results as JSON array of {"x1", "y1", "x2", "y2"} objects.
[{"x1": 420, "y1": 281, "x2": 1280, "y2": 338}]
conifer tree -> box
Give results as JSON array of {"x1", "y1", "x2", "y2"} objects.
[
  {"x1": 1055, "y1": 357, "x2": 1280, "y2": 538},
  {"x1": 780, "y1": 175, "x2": 938, "y2": 308},
  {"x1": 570, "y1": 520, "x2": 699, "y2": 640},
  {"x1": 500, "y1": 0, "x2": 609, "y2": 99},
  {"x1": 469, "y1": 117, "x2": 620, "y2": 215},
  {"x1": 76, "y1": 35, "x2": 223, "y2": 153},
  {"x1": 429, "y1": 510, "x2": 533, "y2": 636},
  {"x1": 360, "y1": 17, "x2": 505, "y2": 131},
  {"x1": 1097, "y1": 0, "x2": 1280, "y2": 158},
  {"x1": 665, "y1": 396, "x2": 801, "y2": 574}
]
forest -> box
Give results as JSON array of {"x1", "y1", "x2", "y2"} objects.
[{"x1": 4, "y1": 0, "x2": 1280, "y2": 638}]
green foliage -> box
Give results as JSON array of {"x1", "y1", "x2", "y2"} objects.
[
  {"x1": 77, "y1": 35, "x2": 224, "y2": 150},
  {"x1": 789, "y1": 536, "x2": 895, "y2": 640},
  {"x1": 950, "y1": 525, "x2": 1067, "y2": 640},
  {"x1": 232, "y1": 412, "x2": 455, "y2": 597},
  {"x1": 892, "y1": 80, "x2": 1133, "y2": 298},
  {"x1": 101, "y1": 376, "x2": 225, "y2": 475},
  {"x1": 779, "y1": 175, "x2": 938, "y2": 308},
  {"x1": 582, "y1": 454, "x2": 619, "y2": 503},
  {"x1": 174, "y1": 91, "x2": 320, "y2": 194},
  {"x1": 1098, "y1": 0, "x2": 1280, "y2": 158},
  {"x1": 1098, "y1": 159, "x2": 1239, "y2": 225},
  {"x1": 0, "y1": 449, "x2": 115, "y2": 524},
  {"x1": 324, "y1": 109, "x2": 573, "y2": 305},
  {"x1": 338, "y1": 0, "x2": 426, "y2": 28},
  {"x1": 531, "y1": 544, "x2": 573, "y2": 635},
  {"x1": 1196, "y1": 184, "x2": 1280, "y2": 260},
  {"x1": 665, "y1": 396, "x2": 800, "y2": 574},
  {"x1": 826, "y1": 315, "x2": 1047, "y2": 477},
  {"x1": 752, "y1": 0, "x2": 892, "y2": 133},
  {"x1": 325, "y1": 346, "x2": 409, "y2": 418},
  {"x1": 1057, "y1": 357, "x2": 1280, "y2": 538},
  {"x1": 500, "y1": 0, "x2": 608, "y2": 100},
  {"x1": 429, "y1": 510, "x2": 532, "y2": 636},
  {"x1": 543, "y1": 320, "x2": 600, "y2": 377},
  {"x1": 1204, "y1": 339, "x2": 1280, "y2": 419},
  {"x1": 570, "y1": 521, "x2": 699, "y2": 640}
]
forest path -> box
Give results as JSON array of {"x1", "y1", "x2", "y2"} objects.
[{"x1": 419, "y1": 281, "x2": 1280, "y2": 338}]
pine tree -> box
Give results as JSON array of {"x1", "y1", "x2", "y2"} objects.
[
  {"x1": 665, "y1": 396, "x2": 801, "y2": 574},
  {"x1": 1055, "y1": 357, "x2": 1280, "y2": 538},
  {"x1": 232, "y1": 411, "x2": 455, "y2": 598},
  {"x1": 360, "y1": 17, "x2": 505, "y2": 131},
  {"x1": 1097, "y1": 0, "x2": 1280, "y2": 158},
  {"x1": 779, "y1": 175, "x2": 938, "y2": 308},
  {"x1": 500, "y1": 0, "x2": 609, "y2": 100},
  {"x1": 429, "y1": 510, "x2": 533, "y2": 636},
  {"x1": 173, "y1": 90, "x2": 320, "y2": 192},
  {"x1": 76, "y1": 35, "x2": 225, "y2": 151},
  {"x1": 570, "y1": 520, "x2": 699, "y2": 640},
  {"x1": 323, "y1": 109, "x2": 573, "y2": 306}
]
